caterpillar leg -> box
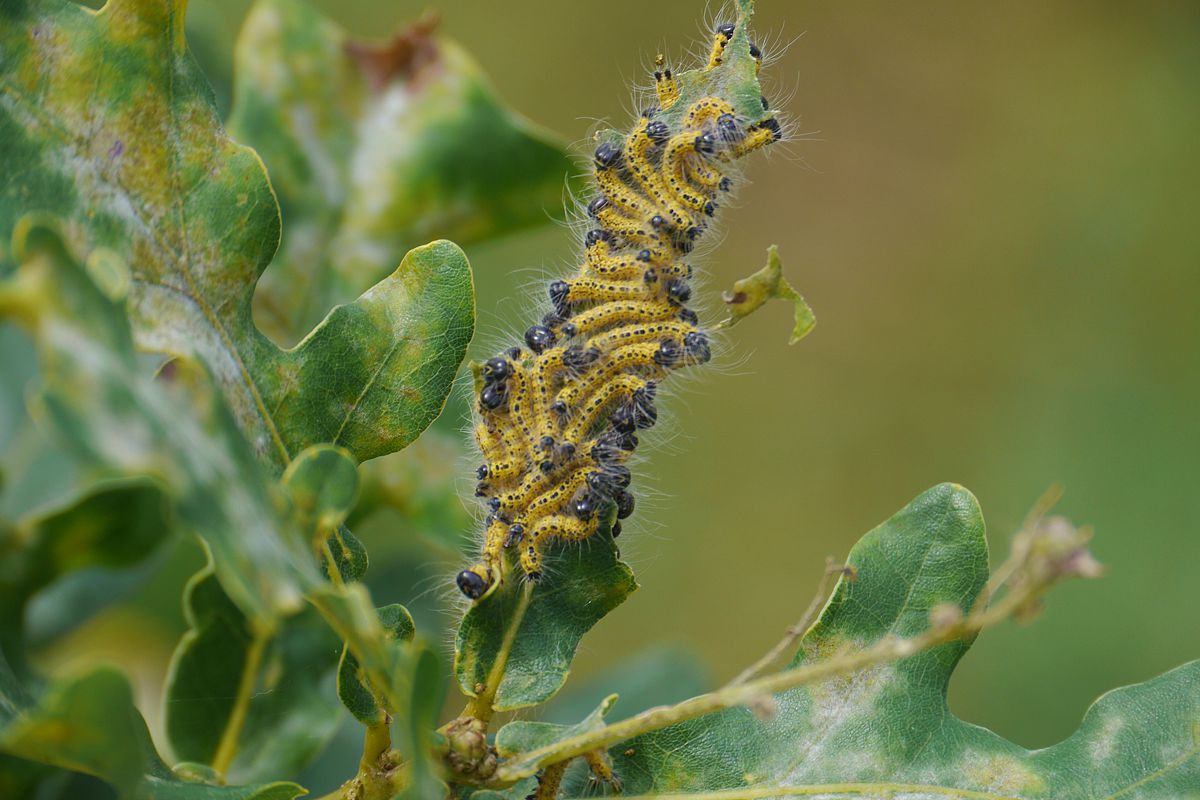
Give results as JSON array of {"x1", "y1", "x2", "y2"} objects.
[{"x1": 584, "y1": 750, "x2": 622, "y2": 793}]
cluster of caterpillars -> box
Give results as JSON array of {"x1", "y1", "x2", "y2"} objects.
[{"x1": 456, "y1": 22, "x2": 780, "y2": 600}]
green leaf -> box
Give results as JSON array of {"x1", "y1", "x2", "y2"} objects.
[
  {"x1": 0, "y1": 478, "x2": 171, "y2": 663},
  {"x1": 337, "y1": 603, "x2": 416, "y2": 725},
  {"x1": 0, "y1": 0, "x2": 475, "y2": 469},
  {"x1": 1, "y1": 219, "x2": 316, "y2": 624},
  {"x1": 496, "y1": 695, "x2": 618, "y2": 759},
  {"x1": 164, "y1": 566, "x2": 343, "y2": 784},
  {"x1": 454, "y1": 523, "x2": 637, "y2": 711},
  {"x1": 718, "y1": 245, "x2": 816, "y2": 344},
  {"x1": 229, "y1": 0, "x2": 574, "y2": 340},
  {"x1": 281, "y1": 444, "x2": 359, "y2": 538},
  {"x1": 600, "y1": 484, "x2": 1200, "y2": 798},
  {"x1": 0, "y1": 666, "x2": 304, "y2": 800}
]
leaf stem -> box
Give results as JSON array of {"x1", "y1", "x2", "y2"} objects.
[
  {"x1": 492, "y1": 530, "x2": 1078, "y2": 783},
  {"x1": 211, "y1": 623, "x2": 270, "y2": 781}
]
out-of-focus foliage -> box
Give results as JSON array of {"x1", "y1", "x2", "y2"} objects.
[{"x1": 229, "y1": 0, "x2": 577, "y2": 341}]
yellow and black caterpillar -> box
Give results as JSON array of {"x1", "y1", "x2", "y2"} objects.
[{"x1": 457, "y1": 19, "x2": 780, "y2": 599}]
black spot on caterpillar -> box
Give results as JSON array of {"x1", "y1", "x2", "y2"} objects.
[{"x1": 457, "y1": 15, "x2": 781, "y2": 600}]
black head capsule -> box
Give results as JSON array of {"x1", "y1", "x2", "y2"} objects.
[
  {"x1": 636, "y1": 249, "x2": 652, "y2": 263},
  {"x1": 631, "y1": 388, "x2": 658, "y2": 429},
  {"x1": 563, "y1": 345, "x2": 601, "y2": 371},
  {"x1": 594, "y1": 141, "x2": 622, "y2": 169},
  {"x1": 504, "y1": 523, "x2": 525, "y2": 547},
  {"x1": 505, "y1": 346, "x2": 522, "y2": 360},
  {"x1": 539, "y1": 435, "x2": 555, "y2": 452},
  {"x1": 457, "y1": 569, "x2": 490, "y2": 599},
  {"x1": 704, "y1": 201, "x2": 718, "y2": 217},
  {"x1": 561, "y1": 322, "x2": 578, "y2": 338},
  {"x1": 654, "y1": 338, "x2": 683, "y2": 367},
  {"x1": 487, "y1": 497, "x2": 502, "y2": 512},
  {"x1": 716, "y1": 22, "x2": 736, "y2": 38},
  {"x1": 645, "y1": 120, "x2": 670, "y2": 145},
  {"x1": 679, "y1": 307, "x2": 699, "y2": 325},
  {"x1": 524, "y1": 324, "x2": 556, "y2": 353},
  {"x1": 573, "y1": 492, "x2": 597, "y2": 520},
  {"x1": 609, "y1": 403, "x2": 636, "y2": 434},
  {"x1": 644, "y1": 269, "x2": 657, "y2": 284},
  {"x1": 716, "y1": 113, "x2": 743, "y2": 142},
  {"x1": 585, "y1": 228, "x2": 615, "y2": 248},
  {"x1": 684, "y1": 331, "x2": 712, "y2": 363},
  {"x1": 611, "y1": 521, "x2": 623, "y2": 539},
  {"x1": 551, "y1": 399, "x2": 568, "y2": 416},
  {"x1": 650, "y1": 214, "x2": 669, "y2": 230},
  {"x1": 479, "y1": 382, "x2": 507, "y2": 411},
  {"x1": 695, "y1": 133, "x2": 717, "y2": 155},
  {"x1": 614, "y1": 489, "x2": 636, "y2": 519},
  {"x1": 587, "y1": 196, "x2": 608, "y2": 218},
  {"x1": 666, "y1": 278, "x2": 692, "y2": 304},
  {"x1": 758, "y1": 117, "x2": 783, "y2": 142},
  {"x1": 719, "y1": 176, "x2": 734, "y2": 192},
  {"x1": 474, "y1": 482, "x2": 489, "y2": 497},
  {"x1": 557, "y1": 441, "x2": 576, "y2": 461},
  {"x1": 548, "y1": 280, "x2": 571, "y2": 316},
  {"x1": 476, "y1": 464, "x2": 488, "y2": 480},
  {"x1": 750, "y1": 42, "x2": 762, "y2": 59},
  {"x1": 482, "y1": 356, "x2": 511, "y2": 383}
]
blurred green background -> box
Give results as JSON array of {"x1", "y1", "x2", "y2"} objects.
[{"x1": 26, "y1": 0, "x2": 1200, "y2": 775}]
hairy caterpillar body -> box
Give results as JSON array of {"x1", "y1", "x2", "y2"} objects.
[{"x1": 457, "y1": 17, "x2": 780, "y2": 600}]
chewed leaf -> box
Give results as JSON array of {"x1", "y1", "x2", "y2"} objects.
[
  {"x1": 0, "y1": 0, "x2": 474, "y2": 469},
  {"x1": 0, "y1": 666, "x2": 305, "y2": 800},
  {"x1": 455, "y1": 526, "x2": 636, "y2": 711},
  {"x1": 719, "y1": 245, "x2": 816, "y2": 344},
  {"x1": 231, "y1": 0, "x2": 575, "y2": 340},
  {"x1": 593, "y1": 484, "x2": 1200, "y2": 798}
]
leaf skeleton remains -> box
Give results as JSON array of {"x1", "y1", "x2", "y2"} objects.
[{"x1": 457, "y1": 21, "x2": 781, "y2": 599}]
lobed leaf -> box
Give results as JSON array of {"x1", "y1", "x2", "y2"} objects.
[
  {"x1": 454, "y1": 523, "x2": 636, "y2": 712},
  {"x1": 0, "y1": 0, "x2": 475, "y2": 469},
  {"x1": 583, "y1": 484, "x2": 1200, "y2": 798},
  {"x1": 229, "y1": 0, "x2": 575, "y2": 340}
]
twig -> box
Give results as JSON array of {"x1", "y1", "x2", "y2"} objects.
[
  {"x1": 726, "y1": 558, "x2": 851, "y2": 687},
  {"x1": 491, "y1": 511, "x2": 1099, "y2": 784}
]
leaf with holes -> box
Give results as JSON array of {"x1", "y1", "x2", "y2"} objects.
[{"x1": 0, "y1": 0, "x2": 474, "y2": 469}]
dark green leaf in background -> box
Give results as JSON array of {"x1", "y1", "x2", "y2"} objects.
[
  {"x1": 337, "y1": 602, "x2": 415, "y2": 725},
  {"x1": 0, "y1": 479, "x2": 171, "y2": 669},
  {"x1": 0, "y1": 0, "x2": 475, "y2": 469},
  {"x1": 0, "y1": 667, "x2": 304, "y2": 800},
  {"x1": 164, "y1": 567, "x2": 344, "y2": 784},
  {"x1": 229, "y1": 0, "x2": 575, "y2": 341},
  {"x1": 0, "y1": 219, "x2": 314, "y2": 624}
]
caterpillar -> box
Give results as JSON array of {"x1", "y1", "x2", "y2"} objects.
[{"x1": 456, "y1": 14, "x2": 781, "y2": 600}]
